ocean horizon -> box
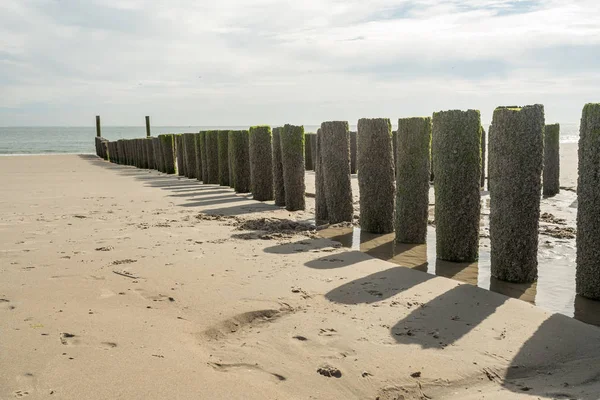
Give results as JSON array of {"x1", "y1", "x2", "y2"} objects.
[{"x1": 0, "y1": 123, "x2": 580, "y2": 155}]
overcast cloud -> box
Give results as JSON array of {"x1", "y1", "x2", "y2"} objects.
[{"x1": 0, "y1": 0, "x2": 599, "y2": 126}]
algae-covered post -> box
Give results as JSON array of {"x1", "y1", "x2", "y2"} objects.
[
  {"x1": 194, "y1": 133, "x2": 202, "y2": 181},
  {"x1": 141, "y1": 138, "x2": 149, "y2": 169},
  {"x1": 145, "y1": 116, "x2": 151, "y2": 137},
  {"x1": 217, "y1": 130, "x2": 230, "y2": 186},
  {"x1": 320, "y1": 121, "x2": 353, "y2": 224},
  {"x1": 96, "y1": 115, "x2": 101, "y2": 137},
  {"x1": 315, "y1": 128, "x2": 328, "y2": 224},
  {"x1": 249, "y1": 126, "x2": 274, "y2": 201},
  {"x1": 281, "y1": 124, "x2": 306, "y2": 211},
  {"x1": 350, "y1": 131, "x2": 357, "y2": 174},
  {"x1": 304, "y1": 133, "x2": 313, "y2": 171},
  {"x1": 543, "y1": 123, "x2": 560, "y2": 197},
  {"x1": 230, "y1": 130, "x2": 251, "y2": 193},
  {"x1": 432, "y1": 109, "x2": 481, "y2": 262},
  {"x1": 480, "y1": 126, "x2": 486, "y2": 189},
  {"x1": 176, "y1": 135, "x2": 185, "y2": 176},
  {"x1": 357, "y1": 118, "x2": 394, "y2": 233},
  {"x1": 182, "y1": 133, "x2": 197, "y2": 179},
  {"x1": 152, "y1": 137, "x2": 163, "y2": 172},
  {"x1": 392, "y1": 130, "x2": 398, "y2": 172},
  {"x1": 489, "y1": 105, "x2": 544, "y2": 283},
  {"x1": 227, "y1": 134, "x2": 234, "y2": 188},
  {"x1": 205, "y1": 131, "x2": 219, "y2": 184},
  {"x1": 145, "y1": 138, "x2": 155, "y2": 170},
  {"x1": 160, "y1": 134, "x2": 176, "y2": 174},
  {"x1": 395, "y1": 117, "x2": 431, "y2": 243},
  {"x1": 197, "y1": 132, "x2": 208, "y2": 182},
  {"x1": 272, "y1": 127, "x2": 286, "y2": 206},
  {"x1": 577, "y1": 103, "x2": 600, "y2": 299},
  {"x1": 310, "y1": 134, "x2": 317, "y2": 172}
]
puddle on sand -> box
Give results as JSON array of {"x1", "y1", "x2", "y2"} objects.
[{"x1": 319, "y1": 225, "x2": 600, "y2": 327}]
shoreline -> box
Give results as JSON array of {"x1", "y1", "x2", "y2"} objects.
[{"x1": 1, "y1": 154, "x2": 599, "y2": 399}]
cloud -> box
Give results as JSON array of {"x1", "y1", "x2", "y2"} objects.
[{"x1": 0, "y1": 0, "x2": 598, "y2": 126}]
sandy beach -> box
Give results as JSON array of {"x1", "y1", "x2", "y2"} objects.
[{"x1": 2, "y1": 150, "x2": 600, "y2": 399}]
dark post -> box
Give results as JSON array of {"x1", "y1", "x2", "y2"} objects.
[
  {"x1": 272, "y1": 127, "x2": 286, "y2": 206},
  {"x1": 249, "y1": 126, "x2": 274, "y2": 201},
  {"x1": 145, "y1": 116, "x2": 151, "y2": 137},
  {"x1": 281, "y1": 124, "x2": 306, "y2": 211},
  {"x1": 96, "y1": 115, "x2": 101, "y2": 137}
]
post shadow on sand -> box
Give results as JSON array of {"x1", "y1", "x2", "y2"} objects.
[
  {"x1": 263, "y1": 237, "x2": 343, "y2": 255},
  {"x1": 502, "y1": 313, "x2": 600, "y2": 399},
  {"x1": 390, "y1": 283, "x2": 510, "y2": 349},
  {"x1": 324, "y1": 265, "x2": 431, "y2": 304},
  {"x1": 180, "y1": 195, "x2": 253, "y2": 208}
]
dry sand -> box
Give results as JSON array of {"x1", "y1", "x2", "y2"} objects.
[{"x1": 1, "y1": 150, "x2": 600, "y2": 400}]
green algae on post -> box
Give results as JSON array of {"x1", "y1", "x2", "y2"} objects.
[
  {"x1": 489, "y1": 104, "x2": 544, "y2": 283},
  {"x1": 249, "y1": 126, "x2": 274, "y2": 201},
  {"x1": 183, "y1": 133, "x2": 197, "y2": 179},
  {"x1": 577, "y1": 103, "x2": 600, "y2": 299},
  {"x1": 304, "y1": 133, "x2": 313, "y2": 171},
  {"x1": 543, "y1": 123, "x2": 560, "y2": 196},
  {"x1": 320, "y1": 121, "x2": 353, "y2": 224},
  {"x1": 350, "y1": 131, "x2": 357, "y2": 174},
  {"x1": 176, "y1": 135, "x2": 185, "y2": 176},
  {"x1": 159, "y1": 134, "x2": 176, "y2": 174},
  {"x1": 357, "y1": 118, "x2": 394, "y2": 233},
  {"x1": 205, "y1": 130, "x2": 219, "y2": 184},
  {"x1": 230, "y1": 130, "x2": 251, "y2": 193},
  {"x1": 217, "y1": 130, "x2": 230, "y2": 186},
  {"x1": 395, "y1": 117, "x2": 431, "y2": 243},
  {"x1": 432, "y1": 109, "x2": 481, "y2": 262},
  {"x1": 315, "y1": 128, "x2": 328, "y2": 224},
  {"x1": 281, "y1": 124, "x2": 306, "y2": 211},
  {"x1": 197, "y1": 132, "x2": 207, "y2": 182},
  {"x1": 272, "y1": 127, "x2": 286, "y2": 206}
]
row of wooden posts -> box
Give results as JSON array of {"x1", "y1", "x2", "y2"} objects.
[{"x1": 94, "y1": 104, "x2": 600, "y2": 301}]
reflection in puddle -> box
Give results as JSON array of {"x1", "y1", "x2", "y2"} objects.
[{"x1": 319, "y1": 225, "x2": 600, "y2": 327}]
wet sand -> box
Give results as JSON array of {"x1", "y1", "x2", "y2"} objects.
[
  {"x1": 1, "y1": 151, "x2": 600, "y2": 399},
  {"x1": 308, "y1": 143, "x2": 600, "y2": 326}
]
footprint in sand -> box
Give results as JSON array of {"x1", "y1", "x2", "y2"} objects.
[
  {"x1": 59, "y1": 333, "x2": 79, "y2": 346},
  {"x1": 208, "y1": 362, "x2": 286, "y2": 382}
]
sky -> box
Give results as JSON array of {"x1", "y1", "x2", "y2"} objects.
[{"x1": 0, "y1": 0, "x2": 599, "y2": 126}]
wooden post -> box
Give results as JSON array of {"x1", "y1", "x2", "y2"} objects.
[
  {"x1": 145, "y1": 116, "x2": 151, "y2": 137},
  {"x1": 96, "y1": 116, "x2": 101, "y2": 137}
]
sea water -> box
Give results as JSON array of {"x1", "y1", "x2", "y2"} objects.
[{"x1": 0, "y1": 123, "x2": 580, "y2": 155}]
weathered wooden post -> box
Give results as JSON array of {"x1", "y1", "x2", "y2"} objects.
[
  {"x1": 145, "y1": 116, "x2": 151, "y2": 137},
  {"x1": 176, "y1": 135, "x2": 185, "y2": 175},
  {"x1": 230, "y1": 130, "x2": 251, "y2": 193},
  {"x1": 249, "y1": 126, "x2": 274, "y2": 201},
  {"x1": 205, "y1": 130, "x2": 219, "y2": 184},
  {"x1": 152, "y1": 137, "x2": 163, "y2": 172},
  {"x1": 489, "y1": 105, "x2": 544, "y2": 282},
  {"x1": 577, "y1": 103, "x2": 600, "y2": 299},
  {"x1": 228, "y1": 133, "x2": 235, "y2": 188},
  {"x1": 315, "y1": 128, "x2": 328, "y2": 224},
  {"x1": 281, "y1": 124, "x2": 306, "y2": 211},
  {"x1": 395, "y1": 117, "x2": 431, "y2": 243},
  {"x1": 432, "y1": 109, "x2": 481, "y2": 262},
  {"x1": 182, "y1": 133, "x2": 196, "y2": 179},
  {"x1": 218, "y1": 130, "x2": 230, "y2": 186},
  {"x1": 160, "y1": 134, "x2": 176, "y2": 174},
  {"x1": 304, "y1": 133, "x2": 313, "y2": 171},
  {"x1": 350, "y1": 131, "x2": 357, "y2": 174},
  {"x1": 272, "y1": 127, "x2": 286, "y2": 206},
  {"x1": 145, "y1": 138, "x2": 155, "y2": 169},
  {"x1": 392, "y1": 130, "x2": 398, "y2": 173},
  {"x1": 543, "y1": 123, "x2": 560, "y2": 196},
  {"x1": 357, "y1": 118, "x2": 395, "y2": 233},
  {"x1": 320, "y1": 121, "x2": 353, "y2": 224},
  {"x1": 197, "y1": 132, "x2": 208, "y2": 182},
  {"x1": 480, "y1": 126, "x2": 486, "y2": 189},
  {"x1": 310, "y1": 134, "x2": 317, "y2": 172},
  {"x1": 96, "y1": 115, "x2": 101, "y2": 137}
]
